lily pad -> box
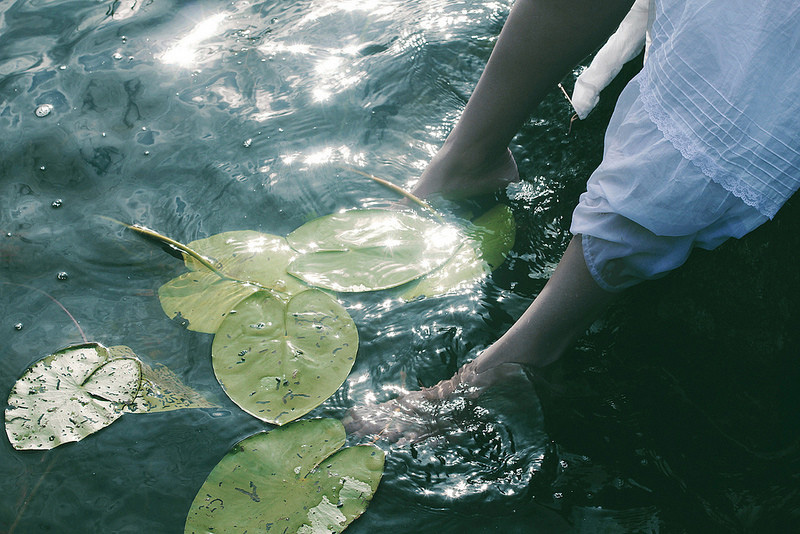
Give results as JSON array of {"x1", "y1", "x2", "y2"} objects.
[
  {"x1": 5, "y1": 342, "x2": 142, "y2": 450},
  {"x1": 400, "y1": 204, "x2": 516, "y2": 300},
  {"x1": 158, "y1": 230, "x2": 307, "y2": 333},
  {"x1": 286, "y1": 209, "x2": 462, "y2": 292},
  {"x1": 185, "y1": 418, "x2": 384, "y2": 534},
  {"x1": 212, "y1": 289, "x2": 358, "y2": 425}
]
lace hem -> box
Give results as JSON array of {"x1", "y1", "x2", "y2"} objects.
[{"x1": 635, "y1": 73, "x2": 780, "y2": 219}]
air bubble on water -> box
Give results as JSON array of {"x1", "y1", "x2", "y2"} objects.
[
  {"x1": 112, "y1": 52, "x2": 123, "y2": 60},
  {"x1": 14, "y1": 323, "x2": 23, "y2": 331},
  {"x1": 56, "y1": 271, "x2": 69, "y2": 281},
  {"x1": 34, "y1": 104, "x2": 53, "y2": 117},
  {"x1": 51, "y1": 199, "x2": 63, "y2": 208},
  {"x1": 202, "y1": 408, "x2": 231, "y2": 418},
  {"x1": 243, "y1": 138, "x2": 252, "y2": 148}
]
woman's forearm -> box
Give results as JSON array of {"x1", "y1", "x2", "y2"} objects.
[{"x1": 442, "y1": 0, "x2": 635, "y2": 165}]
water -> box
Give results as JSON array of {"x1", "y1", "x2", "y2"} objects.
[{"x1": 2, "y1": 1, "x2": 800, "y2": 532}]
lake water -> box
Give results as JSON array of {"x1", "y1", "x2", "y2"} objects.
[{"x1": 2, "y1": 1, "x2": 800, "y2": 532}]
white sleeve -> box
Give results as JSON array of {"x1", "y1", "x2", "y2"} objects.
[{"x1": 570, "y1": 0, "x2": 651, "y2": 119}]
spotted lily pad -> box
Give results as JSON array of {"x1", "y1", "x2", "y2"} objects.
[
  {"x1": 185, "y1": 418, "x2": 384, "y2": 534},
  {"x1": 211, "y1": 289, "x2": 358, "y2": 425},
  {"x1": 400, "y1": 204, "x2": 516, "y2": 300},
  {"x1": 286, "y1": 209, "x2": 462, "y2": 292},
  {"x1": 5, "y1": 342, "x2": 142, "y2": 450},
  {"x1": 158, "y1": 230, "x2": 307, "y2": 333}
]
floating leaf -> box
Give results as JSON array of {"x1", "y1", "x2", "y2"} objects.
[
  {"x1": 400, "y1": 204, "x2": 516, "y2": 300},
  {"x1": 399, "y1": 242, "x2": 488, "y2": 300},
  {"x1": 185, "y1": 418, "x2": 384, "y2": 534},
  {"x1": 158, "y1": 230, "x2": 307, "y2": 333},
  {"x1": 212, "y1": 289, "x2": 358, "y2": 425},
  {"x1": 107, "y1": 346, "x2": 219, "y2": 414},
  {"x1": 5, "y1": 342, "x2": 142, "y2": 450},
  {"x1": 287, "y1": 209, "x2": 461, "y2": 292}
]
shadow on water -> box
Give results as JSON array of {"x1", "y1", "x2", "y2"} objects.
[{"x1": 2, "y1": 0, "x2": 799, "y2": 533}]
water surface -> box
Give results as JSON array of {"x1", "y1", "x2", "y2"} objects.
[{"x1": 3, "y1": 1, "x2": 800, "y2": 532}]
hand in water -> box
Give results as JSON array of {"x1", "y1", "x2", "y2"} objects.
[{"x1": 343, "y1": 361, "x2": 526, "y2": 445}]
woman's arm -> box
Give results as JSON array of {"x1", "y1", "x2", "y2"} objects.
[{"x1": 413, "y1": 0, "x2": 635, "y2": 197}]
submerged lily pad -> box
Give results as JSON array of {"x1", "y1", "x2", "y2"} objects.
[
  {"x1": 212, "y1": 289, "x2": 358, "y2": 425},
  {"x1": 287, "y1": 209, "x2": 462, "y2": 292},
  {"x1": 158, "y1": 230, "x2": 307, "y2": 333},
  {"x1": 107, "y1": 346, "x2": 218, "y2": 413},
  {"x1": 5, "y1": 342, "x2": 142, "y2": 450},
  {"x1": 400, "y1": 204, "x2": 516, "y2": 300},
  {"x1": 470, "y1": 204, "x2": 516, "y2": 270},
  {"x1": 185, "y1": 418, "x2": 384, "y2": 534}
]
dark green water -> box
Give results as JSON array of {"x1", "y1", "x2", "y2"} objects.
[{"x1": 2, "y1": 1, "x2": 799, "y2": 532}]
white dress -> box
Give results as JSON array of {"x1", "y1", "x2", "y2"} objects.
[{"x1": 570, "y1": 0, "x2": 800, "y2": 291}]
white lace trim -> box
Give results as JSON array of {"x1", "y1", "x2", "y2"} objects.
[{"x1": 636, "y1": 72, "x2": 780, "y2": 219}]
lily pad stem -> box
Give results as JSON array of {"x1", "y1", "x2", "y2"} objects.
[
  {"x1": 338, "y1": 165, "x2": 443, "y2": 222},
  {"x1": 102, "y1": 217, "x2": 288, "y2": 302},
  {"x1": 2, "y1": 282, "x2": 87, "y2": 343}
]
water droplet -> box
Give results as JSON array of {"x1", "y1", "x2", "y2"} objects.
[
  {"x1": 51, "y1": 199, "x2": 63, "y2": 208},
  {"x1": 56, "y1": 271, "x2": 68, "y2": 281},
  {"x1": 242, "y1": 138, "x2": 252, "y2": 148},
  {"x1": 14, "y1": 323, "x2": 23, "y2": 331},
  {"x1": 112, "y1": 52, "x2": 123, "y2": 60},
  {"x1": 34, "y1": 104, "x2": 53, "y2": 117}
]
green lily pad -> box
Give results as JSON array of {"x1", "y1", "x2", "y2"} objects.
[
  {"x1": 400, "y1": 204, "x2": 516, "y2": 300},
  {"x1": 158, "y1": 231, "x2": 307, "y2": 333},
  {"x1": 287, "y1": 209, "x2": 462, "y2": 292},
  {"x1": 5, "y1": 342, "x2": 142, "y2": 450},
  {"x1": 185, "y1": 418, "x2": 384, "y2": 534},
  {"x1": 399, "y1": 243, "x2": 489, "y2": 300},
  {"x1": 211, "y1": 289, "x2": 358, "y2": 425}
]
